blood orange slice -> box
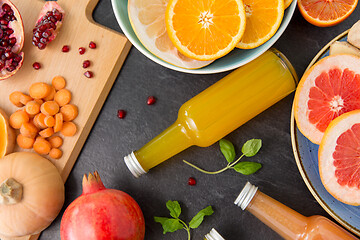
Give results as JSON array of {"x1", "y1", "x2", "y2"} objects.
[
  {"x1": 294, "y1": 54, "x2": 360, "y2": 144},
  {"x1": 319, "y1": 110, "x2": 360, "y2": 205},
  {"x1": 298, "y1": 0, "x2": 358, "y2": 27}
]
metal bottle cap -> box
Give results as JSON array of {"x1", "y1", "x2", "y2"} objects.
[
  {"x1": 234, "y1": 182, "x2": 258, "y2": 210},
  {"x1": 124, "y1": 151, "x2": 147, "y2": 178},
  {"x1": 205, "y1": 228, "x2": 225, "y2": 240}
]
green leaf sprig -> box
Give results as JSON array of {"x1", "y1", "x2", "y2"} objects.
[
  {"x1": 154, "y1": 200, "x2": 213, "y2": 240},
  {"x1": 183, "y1": 139, "x2": 262, "y2": 175}
]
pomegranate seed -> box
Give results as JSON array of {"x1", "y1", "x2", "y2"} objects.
[
  {"x1": 62, "y1": 45, "x2": 70, "y2": 52},
  {"x1": 5, "y1": 28, "x2": 13, "y2": 35},
  {"x1": 188, "y1": 177, "x2": 196, "y2": 186},
  {"x1": 2, "y1": 4, "x2": 11, "y2": 12},
  {"x1": 8, "y1": 37, "x2": 16, "y2": 45},
  {"x1": 38, "y1": 42, "x2": 46, "y2": 50},
  {"x1": 147, "y1": 96, "x2": 156, "y2": 105},
  {"x1": 78, "y1": 47, "x2": 86, "y2": 55},
  {"x1": 32, "y1": 62, "x2": 41, "y2": 70},
  {"x1": 84, "y1": 71, "x2": 93, "y2": 78},
  {"x1": 117, "y1": 110, "x2": 126, "y2": 119},
  {"x1": 89, "y1": 41, "x2": 96, "y2": 49},
  {"x1": 82, "y1": 60, "x2": 90, "y2": 68}
]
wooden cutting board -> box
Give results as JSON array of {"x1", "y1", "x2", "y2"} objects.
[{"x1": 0, "y1": 0, "x2": 131, "y2": 239}]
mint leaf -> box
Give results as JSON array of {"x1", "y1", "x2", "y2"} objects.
[
  {"x1": 189, "y1": 206, "x2": 214, "y2": 229},
  {"x1": 242, "y1": 139, "x2": 262, "y2": 157},
  {"x1": 219, "y1": 139, "x2": 236, "y2": 163},
  {"x1": 154, "y1": 216, "x2": 171, "y2": 225},
  {"x1": 166, "y1": 200, "x2": 181, "y2": 218},
  {"x1": 154, "y1": 217, "x2": 184, "y2": 234},
  {"x1": 233, "y1": 162, "x2": 262, "y2": 175}
]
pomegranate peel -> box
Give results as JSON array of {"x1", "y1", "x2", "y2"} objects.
[
  {"x1": 32, "y1": 1, "x2": 64, "y2": 50},
  {"x1": 82, "y1": 171, "x2": 105, "y2": 194},
  {"x1": 0, "y1": 0, "x2": 25, "y2": 80},
  {"x1": 61, "y1": 171, "x2": 145, "y2": 240}
]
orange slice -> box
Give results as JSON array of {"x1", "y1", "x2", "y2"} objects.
[
  {"x1": 298, "y1": 0, "x2": 358, "y2": 27},
  {"x1": 319, "y1": 110, "x2": 360, "y2": 205},
  {"x1": 128, "y1": 0, "x2": 213, "y2": 69},
  {"x1": 294, "y1": 54, "x2": 360, "y2": 145},
  {"x1": 285, "y1": 0, "x2": 293, "y2": 8},
  {"x1": 0, "y1": 109, "x2": 15, "y2": 158},
  {"x1": 236, "y1": 0, "x2": 284, "y2": 49},
  {"x1": 165, "y1": 0, "x2": 246, "y2": 61}
]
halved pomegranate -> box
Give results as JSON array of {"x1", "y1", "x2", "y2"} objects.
[
  {"x1": 0, "y1": 0, "x2": 24, "y2": 81},
  {"x1": 32, "y1": 1, "x2": 64, "y2": 50}
]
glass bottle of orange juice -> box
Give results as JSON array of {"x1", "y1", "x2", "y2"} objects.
[
  {"x1": 204, "y1": 228, "x2": 225, "y2": 240},
  {"x1": 235, "y1": 182, "x2": 359, "y2": 240},
  {"x1": 124, "y1": 49, "x2": 298, "y2": 177}
]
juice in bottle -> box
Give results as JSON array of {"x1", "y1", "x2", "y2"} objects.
[
  {"x1": 204, "y1": 228, "x2": 225, "y2": 240},
  {"x1": 124, "y1": 49, "x2": 298, "y2": 177},
  {"x1": 234, "y1": 182, "x2": 359, "y2": 240}
]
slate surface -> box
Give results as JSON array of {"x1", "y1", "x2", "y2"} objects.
[{"x1": 40, "y1": 0, "x2": 360, "y2": 239}]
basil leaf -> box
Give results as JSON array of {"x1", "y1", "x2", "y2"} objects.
[
  {"x1": 189, "y1": 206, "x2": 214, "y2": 229},
  {"x1": 166, "y1": 200, "x2": 181, "y2": 218},
  {"x1": 155, "y1": 217, "x2": 184, "y2": 234},
  {"x1": 242, "y1": 139, "x2": 262, "y2": 157},
  {"x1": 233, "y1": 162, "x2": 262, "y2": 175},
  {"x1": 219, "y1": 139, "x2": 236, "y2": 163}
]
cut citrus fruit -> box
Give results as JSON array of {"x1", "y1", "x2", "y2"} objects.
[
  {"x1": 294, "y1": 54, "x2": 360, "y2": 145},
  {"x1": 319, "y1": 110, "x2": 360, "y2": 205},
  {"x1": 128, "y1": 0, "x2": 213, "y2": 69},
  {"x1": 284, "y1": 0, "x2": 293, "y2": 8},
  {"x1": 236, "y1": 0, "x2": 284, "y2": 49},
  {"x1": 165, "y1": 0, "x2": 246, "y2": 61},
  {"x1": 298, "y1": 0, "x2": 358, "y2": 27},
  {"x1": 0, "y1": 108, "x2": 15, "y2": 158}
]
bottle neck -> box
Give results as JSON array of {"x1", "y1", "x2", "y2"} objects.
[
  {"x1": 204, "y1": 228, "x2": 225, "y2": 240},
  {"x1": 124, "y1": 121, "x2": 192, "y2": 177},
  {"x1": 235, "y1": 182, "x2": 307, "y2": 240}
]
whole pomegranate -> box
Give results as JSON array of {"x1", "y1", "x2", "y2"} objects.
[
  {"x1": 60, "y1": 171, "x2": 145, "y2": 240},
  {"x1": 0, "y1": 0, "x2": 24, "y2": 80},
  {"x1": 32, "y1": 1, "x2": 64, "y2": 50}
]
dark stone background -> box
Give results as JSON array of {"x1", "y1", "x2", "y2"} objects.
[{"x1": 40, "y1": 0, "x2": 360, "y2": 239}]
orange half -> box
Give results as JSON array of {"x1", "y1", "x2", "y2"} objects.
[
  {"x1": 165, "y1": 0, "x2": 246, "y2": 61},
  {"x1": 0, "y1": 109, "x2": 15, "y2": 158}
]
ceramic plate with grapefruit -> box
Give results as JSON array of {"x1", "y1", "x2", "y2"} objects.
[{"x1": 291, "y1": 29, "x2": 360, "y2": 236}]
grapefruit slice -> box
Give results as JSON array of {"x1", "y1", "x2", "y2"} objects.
[
  {"x1": 294, "y1": 54, "x2": 360, "y2": 144},
  {"x1": 319, "y1": 110, "x2": 360, "y2": 205},
  {"x1": 128, "y1": 0, "x2": 213, "y2": 69}
]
